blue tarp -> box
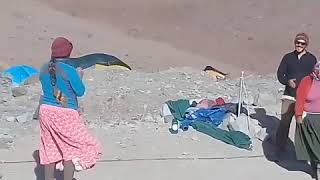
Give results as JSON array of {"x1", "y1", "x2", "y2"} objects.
[
  {"x1": 3, "y1": 65, "x2": 39, "y2": 85},
  {"x1": 181, "y1": 108, "x2": 228, "y2": 131}
]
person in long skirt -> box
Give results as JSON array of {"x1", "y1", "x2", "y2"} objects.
[
  {"x1": 295, "y1": 62, "x2": 320, "y2": 179},
  {"x1": 38, "y1": 37, "x2": 102, "y2": 180}
]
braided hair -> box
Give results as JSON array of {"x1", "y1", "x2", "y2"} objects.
[
  {"x1": 49, "y1": 37, "x2": 73, "y2": 87},
  {"x1": 48, "y1": 57, "x2": 57, "y2": 86}
]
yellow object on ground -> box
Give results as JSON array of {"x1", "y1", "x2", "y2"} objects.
[
  {"x1": 203, "y1": 66, "x2": 227, "y2": 79},
  {"x1": 206, "y1": 70, "x2": 226, "y2": 79}
]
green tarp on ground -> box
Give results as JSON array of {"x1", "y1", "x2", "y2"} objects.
[
  {"x1": 165, "y1": 99, "x2": 190, "y2": 121},
  {"x1": 165, "y1": 99, "x2": 252, "y2": 150},
  {"x1": 192, "y1": 121, "x2": 252, "y2": 150}
]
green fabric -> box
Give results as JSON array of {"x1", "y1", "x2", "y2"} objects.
[
  {"x1": 165, "y1": 99, "x2": 190, "y2": 121},
  {"x1": 295, "y1": 114, "x2": 320, "y2": 161},
  {"x1": 62, "y1": 53, "x2": 131, "y2": 70},
  {"x1": 192, "y1": 121, "x2": 252, "y2": 150}
]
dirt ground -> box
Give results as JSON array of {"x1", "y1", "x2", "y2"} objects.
[{"x1": 41, "y1": 0, "x2": 320, "y2": 74}]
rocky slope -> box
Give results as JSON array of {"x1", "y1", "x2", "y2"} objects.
[{"x1": 0, "y1": 67, "x2": 283, "y2": 150}]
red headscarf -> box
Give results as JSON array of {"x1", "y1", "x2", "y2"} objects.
[{"x1": 51, "y1": 37, "x2": 73, "y2": 58}]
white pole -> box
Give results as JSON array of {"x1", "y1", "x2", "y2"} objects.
[
  {"x1": 237, "y1": 71, "x2": 244, "y2": 117},
  {"x1": 242, "y1": 82, "x2": 251, "y2": 133}
]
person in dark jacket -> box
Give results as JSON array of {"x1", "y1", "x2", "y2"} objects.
[{"x1": 275, "y1": 33, "x2": 317, "y2": 158}]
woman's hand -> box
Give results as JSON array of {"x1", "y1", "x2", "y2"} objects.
[
  {"x1": 296, "y1": 116, "x2": 303, "y2": 124},
  {"x1": 288, "y1": 79, "x2": 296, "y2": 88}
]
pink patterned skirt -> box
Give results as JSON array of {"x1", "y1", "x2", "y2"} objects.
[{"x1": 39, "y1": 104, "x2": 102, "y2": 170}]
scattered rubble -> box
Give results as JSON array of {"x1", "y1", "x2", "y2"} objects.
[{"x1": 0, "y1": 67, "x2": 283, "y2": 149}]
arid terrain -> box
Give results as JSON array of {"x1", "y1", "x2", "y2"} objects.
[{"x1": 0, "y1": 1, "x2": 318, "y2": 179}]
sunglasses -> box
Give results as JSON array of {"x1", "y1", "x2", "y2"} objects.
[{"x1": 295, "y1": 41, "x2": 306, "y2": 46}]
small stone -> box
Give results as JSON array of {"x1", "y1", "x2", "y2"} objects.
[
  {"x1": 164, "y1": 84, "x2": 174, "y2": 89},
  {"x1": 118, "y1": 142, "x2": 126, "y2": 148},
  {"x1": 16, "y1": 113, "x2": 31, "y2": 123},
  {"x1": 155, "y1": 115, "x2": 163, "y2": 123},
  {"x1": 182, "y1": 152, "x2": 190, "y2": 155},
  {"x1": 195, "y1": 81, "x2": 203, "y2": 85},
  {"x1": 87, "y1": 33, "x2": 94, "y2": 38},
  {"x1": 12, "y1": 86, "x2": 27, "y2": 97},
  {"x1": 6, "y1": 116, "x2": 16, "y2": 122},
  {"x1": 191, "y1": 137, "x2": 199, "y2": 141},
  {"x1": 244, "y1": 94, "x2": 255, "y2": 105},
  {"x1": 128, "y1": 121, "x2": 138, "y2": 129},
  {"x1": 95, "y1": 90, "x2": 102, "y2": 96},
  {"x1": 248, "y1": 36, "x2": 254, "y2": 41},
  {"x1": 0, "y1": 99, "x2": 5, "y2": 104},
  {"x1": 143, "y1": 104, "x2": 148, "y2": 111},
  {"x1": 0, "y1": 133, "x2": 12, "y2": 139},
  {"x1": 143, "y1": 114, "x2": 154, "y2": 122}
]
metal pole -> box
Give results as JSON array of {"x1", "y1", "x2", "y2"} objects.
[
  {"x1": 237, "y1": 71, "x2": 244, "y2": 117},
  {"x1": 242, "y1": 81, "x2": 251, "y2": 133}
]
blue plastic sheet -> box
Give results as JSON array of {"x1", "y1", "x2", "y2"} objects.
[
  {"x1": 181, "y1": 108, "x2": 227, "y2": 131},
  {"x1": 3, "y1": 65, "x2": 39, "y2": 85}
]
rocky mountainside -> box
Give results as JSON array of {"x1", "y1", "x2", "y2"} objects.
[{"x1": 0, "y1": 66, "x2": 283, "y2": 150}]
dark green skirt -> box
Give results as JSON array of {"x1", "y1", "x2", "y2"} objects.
[{"x1": 295, "y1": 114, "x2": 320, "y2": 161}]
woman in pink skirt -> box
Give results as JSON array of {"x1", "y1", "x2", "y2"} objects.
[{"x1": 38, "y1": 37, "x2": 102, "y2": 180}]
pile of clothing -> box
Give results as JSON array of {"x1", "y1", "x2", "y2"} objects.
[{"x1": 162, "y1": 98, "x2": 253, "y2": 150}]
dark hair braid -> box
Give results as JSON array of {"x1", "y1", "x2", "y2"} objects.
[{"x1": 48, "y1": 58, "x2": 57, "y2": 86}]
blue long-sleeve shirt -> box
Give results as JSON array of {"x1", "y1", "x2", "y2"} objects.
[{"x1": 39, "y1": 61, "x2": 85, "y2": 110}]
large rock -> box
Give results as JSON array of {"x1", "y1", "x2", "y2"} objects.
[
  {"x1": 16, "y1": 113, "x2": 32, "y2": 123},
  {"x1": 23, "y1": 75, "x2": 39, "y2": 85},
  {"x1": 6, "y1": 116, "x2": 16, "y2": 122},
  {"x1": 253, "y1": 92, "x2": 278, "y2": 106}
]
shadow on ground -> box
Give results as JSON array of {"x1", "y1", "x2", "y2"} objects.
[
  {"x1": 251, "y1": 108, "x2": 314, "y2": 178},
  {"x1": 33, "y1": 150, "x2": 77, "y2": 180}
]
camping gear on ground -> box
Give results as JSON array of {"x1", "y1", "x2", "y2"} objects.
[
  {"x1": 182, "y1": 107, "x2": 228, "y2": 130},
  {"x1": 165, "y1": 99, "x2": 190, "y2": 121},
  {"x1": 215, "y1": 103, "x2": 248, "y2": 116},
  {"x1": 227, "y1": 113, "x2": 250, "y2": 136},
  {"x1": 236, "y1": 71, "x2": 251, "y2": 134},
  {"x1": 171, "y1": 118, "x2": 179, "y2": 132},
  {"x1": 164, "y1": 98, "x2": 253, "y2": 150},
  {"x1": 196, "y1": 99, "x2": 216, "y2": 109},
  {"x1": 62, "y1": 53, "x2": 131, "y2": 70},
  {"x1": 195, "y1": 98, "x2": 226, "y2": 109},
  {"x1": 192, "y1": 121, "x2": 252, "y2": 150},
  {"x1": 3, "y1": 65, "x2": 39, "y2": 86},
  {"x1": 162, "y1": 104, "x2": 174, "y2": 123}
]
